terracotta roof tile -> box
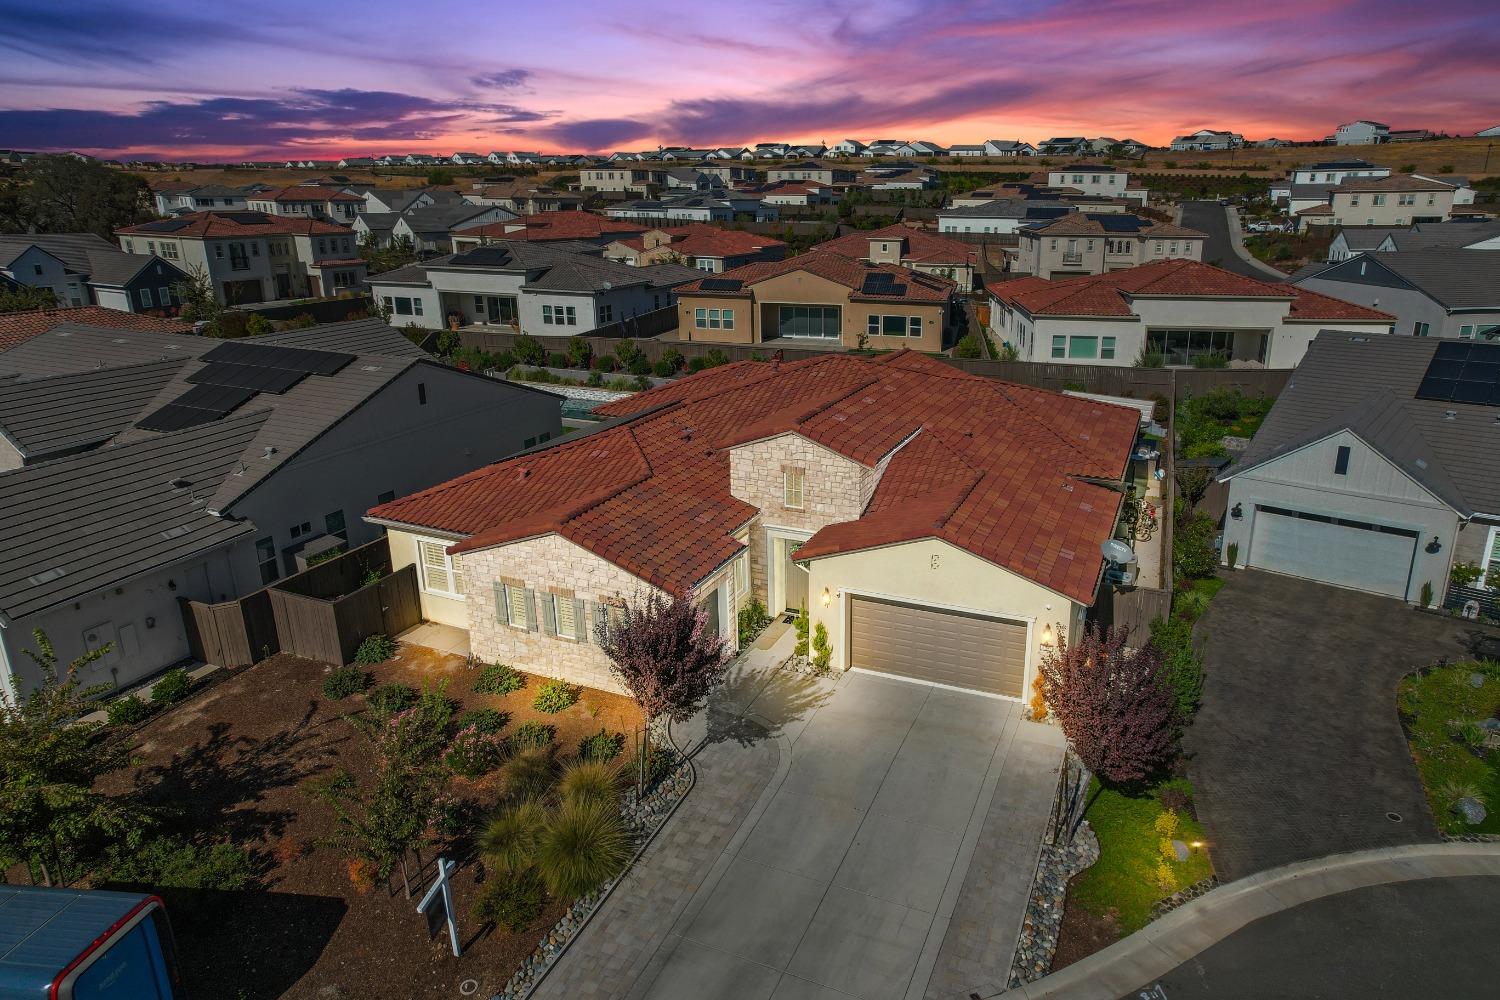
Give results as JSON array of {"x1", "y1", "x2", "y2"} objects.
[
  {"x1": 814, "y1": 224, "x2": 977, "y2": 266},
  {"x1": 461, "y1": 211, "x2": 647, "y2": 242},
  {"x1": 677, "y1": 251, "x2": 956, "y2": 302},
  {"x1": 375, "y1": 351, "x2": 1138, "y2": 604},
  {"x1": 117, "y1": 211, "x2": 351, "y2": 238},
  {"x1": 0, "y1": 307, "x2": 190, "y2": 353}
]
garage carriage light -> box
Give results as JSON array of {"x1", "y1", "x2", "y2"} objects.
[
  {"x1": 1040, "y1": 622, "x2": 1056, "y2": 646},
  {"x1": 821, "y1": 587, "x2": 831, "y2": 607}
]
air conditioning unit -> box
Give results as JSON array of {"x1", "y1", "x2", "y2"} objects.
[{"x1": 1104, "y1": 566, "x2": 1136, "y2": 587}]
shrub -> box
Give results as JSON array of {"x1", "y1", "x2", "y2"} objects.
[
  {"x1": 481, "y1": 798, "x2": 548, "y2": 874},
  {"x1": 472, "y1": 868, "x2": 547, "y2": 931},
  {"x1": 1420, "y1": 581, "x2": 1434, "y2": 608},
  {"x1": 533, "y1": 679, "x2": 580, "y2": 714},
  {"x1": 323, "y1": 666, "x2": 371, "y2": 700},
  {"x1": 347, "y1": 858, "x2": 376, "y2": 893},
  {"x1": 107, "y1": 696, "x2": 153, "y2": 726},
  {"x1": 811, "y1": 622, "x2": 832, "y2": 674},
  {"x1": 737, "y1": 597, "x2": 771, "y2": 647},
  {"x1": 1191, "y1": 351, "x2": 1228, "y2": 369},
  {"x1": 1154, "y1": 777, "x2": 1195, "y2": 817},
  {"x1": 578, "y1": 728, "x2": 625, "y2": 762},
  {"x1": 446, "y1": 725, "x2": 509, "y2": 777},
  {"x1": 652, "y1": 358, "x2": 674, "y2": 377},
  {"x1": 586, "y1": 370, "x2": 604, "y2": 387},
  {"x1": 1148, "y1": 616, "x2": 1205, "y2": 720},
  {"x1": 1134, "y1": 349, "x2": 1165, "y2": 368},
  {"x1": 354, "y1": 633, "x2": 397, "y2": 665},
  {"x1": 103, "y1": 835, "x2": 254, "y2": 892},
  {"x1": 632, "y1": 375, "x2": 650, "y2": 391},
  {"x1": 512, "y1": 720, "x2": 557, "y2": 751},
  {"x1": 475, "y1": 662, "x2": 525, "y2": 696},
  {"x1": 953, "y1": 333, "x2": 982, "y2": 359},
  {"x1": 1225, "y1": 542, "x2": 1239, "y2": 569},
  {"x1": 150, "y1": 667, "x2": 192, "y2": 705},
  {"x1": 367, "y1": 682, "x2": 418, "y2": 717},
  {"x1": 458, "y1": 707, "x2": 509, "y2": 734},
  {"x1": 687, "y1": 356, "x2": 707, "y2": 373},
  {"x1": 627, "y1": 355, "x2": 652, "y2": 376},
  {"x1": 244, "y1": 313, "x2": 274, "y2": 336},
  {"x1": 505, "y1": 746, "x2": 558, "y2": 800},
  {"x1": 1173, "y1": 512, "x2": 1218, "y2": 581},
  {"x1": 660, "y1": 347, "x2": 683, "y2": 372},
  {"x1": 558, "y1": 759, "x2": 622, "y2": 807},
  {"x1": 534, "y1": 797, "x2": 629, "y2": 898},
  {"x1": 546, "y1": 351, "x2": 567, "y2": 368},
  {"x1": 613, "y1": 338, "x2": 641, "y2": 368},
  {"x1": 514, "y1": 333, "x2": 547, "y2": 366},
  {"x1": 1450, "y1": 562, "x2": 1484, "y2": 588},
  {"x1": 703, "y1": 348, "x2": 729, "y2": 368},
  {"x1": 631, "y1": 741, "x2": 678, "y2": 790},
  {"x1": 793, "y1": 607, "x2": 810, "y2": 658},
  {"x1": 565, "y1": 337, "x2": 592, "y2": 369},
  {"x1": 1173, "y1": 587, "x2": 1212, "y2": 623},
  {"x1": 591, "y1": 354, "x2": 617, "y2": 373},
  {"x1": 1154, "y1": 857, "x2": 1179, "y2": 893}
]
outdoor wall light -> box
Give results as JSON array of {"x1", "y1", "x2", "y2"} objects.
[
  {"x1": 1040, "y1": 622, "x2": 1055, "y2": 646},
  {"x1": 821, "y1": 587, "x2": 831, "y2": 607},
  {"x1": 1230, "y1": 503, "x2": 1243, "y2": 520},
  {"x1": 1426, "y1": 536, "x2": 1442, "y2": 554}
]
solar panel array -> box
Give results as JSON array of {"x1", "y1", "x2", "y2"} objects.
[
  {"x1": 1092, "y1": 214, "x2": 1143, "y2": 232},
  {"x1": 1415, "y1": 341, "x2": 1500, "y2": 407},
  {"x1": 136, "y1": 342, "x2": 356, "y2": 433},
  {"x1": 699, "y1": 278, "x2": 743, "y2": 292},
  {"x1": 860, "y1": 272, "x2": 907, "y2": 296}
]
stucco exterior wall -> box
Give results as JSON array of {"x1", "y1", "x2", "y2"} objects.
[{"x1": 804, "y1": 537, "x2": 1082, "y2": 700}]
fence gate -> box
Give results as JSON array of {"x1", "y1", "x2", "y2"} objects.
[{"x1": 379, "y1": 565, "x2": 422, "y2": 636}]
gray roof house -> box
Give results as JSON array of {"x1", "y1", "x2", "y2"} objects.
[
  {"x1": 1220, "y1": 330, "x2": 1500, "y2": 606},
  {"x1": 0, "y1": 322, "x2": 561, "y2": 699},
  {"x1": 1293, "y1": 249, "x2": 1500, "y2": 340},
  {"x1": 937, "y1": 200, "x2": 1074, "y2": 234},
  {"x1": 0, "y1": 233, "x2": 189, "y2": 314}
]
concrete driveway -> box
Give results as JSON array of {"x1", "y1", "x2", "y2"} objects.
[
  {"x1": 630, "y1": 670, "x2": 1064, "y2": 1000},
  {"x1": 1187, "y1": 569, "x2": 1494, "y2": 881}
]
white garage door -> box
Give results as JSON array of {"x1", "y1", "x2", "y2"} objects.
[
  {"x1": 1248, "y1": 505, "x2": 1417, "y2": 599},
  {"x1": 848, "y1": 595, "x2": 1027, "y2": 698}
]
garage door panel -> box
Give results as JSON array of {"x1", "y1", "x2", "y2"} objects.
[
  {"x1": 849, "y1": 595, "x2": 1025, "y2": 698},
  {"x1": 1248, "y1": 507, "x2": 1415, "y2": 599}
]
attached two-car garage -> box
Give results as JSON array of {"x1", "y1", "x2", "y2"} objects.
[
  {"x1": 848, "y1": 594, "x2": 1028, "y2": 699},
  {"x1": 1246, "y1": 504, "x2": 1418, "y2": 600}
]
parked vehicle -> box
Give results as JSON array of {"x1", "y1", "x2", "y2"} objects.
[{"x1": 0, "y1": 886, "x2": 186, "y2": 999}]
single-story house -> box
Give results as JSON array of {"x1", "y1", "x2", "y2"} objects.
[
  {"x1": 1220, "y1": 330, "x2": 1500, "y2": 606},
  {"x1": 366, "y1": 351, "x2": 1142, "y2": 701}
]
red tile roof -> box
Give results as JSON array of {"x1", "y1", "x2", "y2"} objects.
[
  {"x1": 371, "y1": 351, "x2": 1138, "y2": 604},
  {"x1": 265, "y1": 186, "x2": 364, "y2": 202},
  {"x1": 461, "y1": 211, "x2": 647, "y2": 242},
  {"x1": 992, "y1": 258, "x2": 1389, "y2": 320},
  {"x1": 1285, "y1": 286, "x2": 1394, "y2": 322},
  {"x1": 814, "y1": 224, "x2": 978, "y2": 267},
  {"x1": 0, "y1": 307, "x2": 190, "y2": 352},
  {"x1": 117, "y1": 211, "x2": 351, "y2": 238},
  {"x1": 677, "y1": 251, "x2": 957, "y2": 302}
]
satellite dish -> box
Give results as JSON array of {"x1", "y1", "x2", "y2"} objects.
[{"x1": 1101, "y1": 539, "x2": 1137, "y2": 565}]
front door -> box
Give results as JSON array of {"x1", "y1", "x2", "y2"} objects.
[{"x1": 777, "y1": 538, "x2": 808, "y2": 613}]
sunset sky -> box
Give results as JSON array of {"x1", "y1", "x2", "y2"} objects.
[{"x1": 2, "y1": 0, "x2": 1498, "y2": 160}]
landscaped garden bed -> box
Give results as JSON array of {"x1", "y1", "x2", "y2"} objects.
[
  {"x1": 92, "y1": 644, "x2": 643, "y2": 1000},
  {"x1": 1399, "y1": 659, "x2": 1500, "y2": 835}
]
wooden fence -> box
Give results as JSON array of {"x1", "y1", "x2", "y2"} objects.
[
  {"x1": 179, "y1": 537, "x2": 421, "y2": 669},
  {"x1": 181, "y1": 590, "x2": 278, "y2": 670}
]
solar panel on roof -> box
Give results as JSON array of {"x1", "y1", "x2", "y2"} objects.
[
  {"x1": 172, "y1": 382, "x2": 257, "y2": 415},
  {"x1": 699, "y1": 278, "x2": 742, "y2": 291},
  {"x1": 135, "y1": 403, "x2": 224, "y2": 433},
  {"x1": 201, "y1": 341, "x2": 353, "y2": 376},
  {"x1": 1415, "y1": 341, "x2": 1500, "y2": 407},
  {"x1": 187, "y1": 361, "x2": 307, "y2": 394}
]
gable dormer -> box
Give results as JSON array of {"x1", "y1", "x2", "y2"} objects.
[{"x1": 867, "y1": 234, "x2": 908, "y2": 265}]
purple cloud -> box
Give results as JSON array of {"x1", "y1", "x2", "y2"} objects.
[
  {"x1": 472, "y1": 69, "x2": 531, "y2": 89},
  {"x1": 542, "y1": 118, "x2": 653, "y2": 150}
]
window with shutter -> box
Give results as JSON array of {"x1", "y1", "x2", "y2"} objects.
[
  {"x1": 506, "y1": 585, "x2": 530, "y2": 628},
  {"x1": 417, "y1": 539, "x2": 462, "y2": 597},
  {"x1": 555, "y1": 596, "x2": 579, "y2": 639}
]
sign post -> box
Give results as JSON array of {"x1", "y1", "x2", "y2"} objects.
[{"x1": 417, "y1": 857, "x2": 461, "y2": 958}]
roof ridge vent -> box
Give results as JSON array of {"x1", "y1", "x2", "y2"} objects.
[{"x1": 1443, "y1": 410, "x2": 1457, "y2": 420}]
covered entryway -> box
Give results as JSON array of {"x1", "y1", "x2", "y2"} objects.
[
  {"x1": 848, "y1": 594, "x2": 1027, "y2": 698},
  {"x1": 1247, "y1": 504, "x2": 1417, "y2": 599}
]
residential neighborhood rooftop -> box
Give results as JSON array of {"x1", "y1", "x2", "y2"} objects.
[
  {"x1": 0, "y1": 307, "x2": 189, "y2": 353},
  {"x1": 674, "y1": 252, "x2": 957, "y2": 302}
]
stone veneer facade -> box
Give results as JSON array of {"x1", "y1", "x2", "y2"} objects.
[{"x1": 728, "y1": 432, "x2": 885, "y2": 609}]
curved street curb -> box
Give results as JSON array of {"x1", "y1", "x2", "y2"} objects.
[
  {"x1": 1002, "y1": 842, "x2": 1500, "y2": 999},
  {"x1": 1222, "y1": 204, "x2": 1294, "y2": 281}
]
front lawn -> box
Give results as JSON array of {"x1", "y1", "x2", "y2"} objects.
[
  {"x1": 1398, "y1": 660, "x2": 1500, "y2": 835},
  {"x1": 1067, "y1": 780, "x2": 1214, "y2": 935}
]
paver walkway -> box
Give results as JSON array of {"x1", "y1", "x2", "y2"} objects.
[
  {"x1": 535, "y1": 635, "x2": 1065, "y2": 1000},
  {"x1": 1187, "y1": 569, "x2": 1491, "y2": 880}
]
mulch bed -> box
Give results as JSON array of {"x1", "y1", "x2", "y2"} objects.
[
  {"x1": 1050, "y1": 889, "x2": 1120, "y2": 971},
  {"x1": 94, "y1": 644, "x2": 642, "y2": 1000}
]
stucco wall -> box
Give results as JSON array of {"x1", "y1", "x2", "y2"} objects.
[{"x1": 804, "y1": 537, "x2": 1081, "y2": 701}]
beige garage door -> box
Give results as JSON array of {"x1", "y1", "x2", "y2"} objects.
[{"x1": 848, "y1": 595, "x2": 1027, "y2": 698}]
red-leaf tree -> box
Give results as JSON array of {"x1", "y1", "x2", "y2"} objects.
[
  {"x1": 595, "y1": 590, "x2": 730, "y2": 786},
  {"x1": 1039, "y1": 622, "x2": 1178, "y2": 841}
]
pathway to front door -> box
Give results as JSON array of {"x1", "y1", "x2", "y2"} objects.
[{"x1": 535, "y1": 632, "x2": 1065, "y2": 1000}]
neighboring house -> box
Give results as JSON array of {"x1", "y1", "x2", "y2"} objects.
[
  {"x1": 394, "y1": 202, "x2": 516, "y2": 253},
  {"x1": 673, "y1": 252, "x2": 957, "y2": 351},
  {"x1": 463, "y1": 181, "x2": 585, "y2": 215},
  {"x1": 337, "y1": 156, "x2": 377, "y2": 169},
  {"x1": 663, "y1": 168, "x2": 726, "y2": 191},
  {"x1": 756, "y1": 181, "x2": 838, "y2": 208},
  {"x1": 605, "y1": 194, "x2": 778, "y2": 224},
  {"x1": 602, "y1": 224, "x2": 787, "y2": 273},
  {"x1": 0, "y1": 307, "x2": 188, "y2": 355},
  {"x1": 897, "y1": 140, "x2": 946, "y2": 157},
  {"x1": 1326, "y1": 226, "x2": 1414, "y2": 262},
  {"x1": 451, "y1": 211, "x2": 647, "y2": 250},
  {"x1": 0, "y1": 322, "x2": 561, "y2": 699},
  {"x1": 766, "y1": 161, "x2": 857, "y2": 185},
  {"x1": 1389, "y1": 129, "x2": 1436, "y2": 143},
  {"x1": 367, "y1": 240, "x2": 698, "y2": 332},
  {"x1": 1012, "y1": 215, "x2": 1206, "y2": 279},
  {"x1": 984, "y1": 139, "x2": 1036, "y2": 157},
  {"x1": 1044, "y1": 164, "x2": 1147, "y2": 204},
  {"x1": 1038, "y1": 137, "x2": 1090, "y2": 156},
  {"x1": 0, "y1": 234, "x2": 188, "y2": 313},
  {"x1": 152, "y1": 184, "x2": 250, "y2": 216},
  {"x1": 1168, "y1": 129, "x2": 1243, "y2": 151},
  {"x1": 988, "y1": 258, "x2": 1394, "y2": 367},
  {"x1": 938, "y1": 200, "x2": 1074, "y2": 235},
  {"x1": 365, "y1": 350, "x2": 1141, "y2": 701},
  {"x1": 1289, "y1": 159, "x2": 1390, "y2": 186},
  {"x1": 1219, "y1": 330, "x2": 1500, "y2": 606},
  {"x1": 363, "y1": 188, "x2": 449, "y2": 215},
  {"x1": 812, "y1": 224, "x2": 978, "y2": 292},
  {"x1": 830, "y1": 139, "x2": 867, "y2": 156},
  {"x1": 1316, "y1": 174, "x2": 1458, "y2": 228},
  {"x1": 857, "y1": 165, "x2": 939, "y2": 190},
  {"x1": 117, "y1": 212, "x2": 367, "y2": 305},
  {"x1": 578, "y1": 166, "x2": 667, "y2": 195},
  {"x1": 1476, "y1": 125, "x2": 1500, "y2": 138},
  {"x1": 862, "y1": 140, "x2": 906, "y2": 157},
  {"x1": 1334, "y1": 120, "x2": 1391, "y2": 145},
  {"x1": 246, "y1": 186, "x2": 364, "y2": 223},
  {"x1": 1293, "y1": 250, "x2": 1500, "y2": 341},
  {"x1": 949, "y1": 145, "x2": 987, "y2": 158},
  {"x1": 696, "y1": 162, "x2": 757, "y2": 186}
]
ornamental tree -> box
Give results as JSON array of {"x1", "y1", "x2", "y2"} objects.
[
  {"x1": 595, "y1": 590, "x2": 729, "y2": 787},
  {"x1": 1038, "y1": 621, "x2": 1177, "y2": 788}
]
